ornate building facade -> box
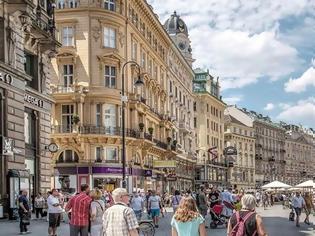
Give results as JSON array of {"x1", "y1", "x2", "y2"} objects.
[
  {"x1": 282, "y1": 125, "x2": 315, "y2": 185},
  {"x1": 0, "y1": 0, "x2": 59, "y2": 218},
  {"x1": 242, "y1": 110, "x2": 286, "y2": 187},
  {"x1": 193, "y1": 68, "x2": 227, "y2": 187},
  {"x1": 224, "y1": 106, "x2": 255, "y2": 190},
  {"x1": 51, "y1": 0, "x2": 195, "y2": 193}
]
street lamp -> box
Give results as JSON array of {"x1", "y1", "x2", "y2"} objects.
[{"x1": 121, "y1": 61, "x2": 144, "y2": 190}]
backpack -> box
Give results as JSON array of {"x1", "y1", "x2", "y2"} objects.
[
  {"x1": 230, "y1": 211, "x2": 256, "y2": 236},
  {"x1": 196, "y1": 193, "x2": 200, "y2": 207}
]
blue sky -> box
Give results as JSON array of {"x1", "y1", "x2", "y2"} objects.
[{"x1": 148, "y1": 0, "x2": 315, "y2": 128}]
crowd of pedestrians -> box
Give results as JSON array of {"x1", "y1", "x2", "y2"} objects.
[{"x1": 15, "y1": 184, "x2": 315, "y2": 236}]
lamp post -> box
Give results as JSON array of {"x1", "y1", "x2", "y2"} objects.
[{"x1": 121, "y1": 61, "x2": 144, "y2": 190}]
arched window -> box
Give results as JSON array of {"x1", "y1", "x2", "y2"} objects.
[{"x1": 57, "y1": 150, "x2": 79, "y2": 163}]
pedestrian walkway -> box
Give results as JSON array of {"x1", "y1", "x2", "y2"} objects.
[{"x1": 0, "y1": 205, "x2": 313, "y2": 235}]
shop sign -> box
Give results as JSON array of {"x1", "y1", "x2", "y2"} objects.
[
  {"x1": 24, "y1": 94, "x2": 44, "y2": 108},
  {"x1": 92, "y1": 167, "x2": 124, "y2": 174},
  {"x1": 0, "y1": 71, "x2": 13, "y2": 85},
  {"x1": 166, "y1": 176, "x2": 177, "y2": 181},
  {"x1": 144, "y1": 169, "x2": 152, "y2": 177},
  {"x1": 2, "y1": 137, "x2": 13, "y2": 156},
  {"x1": 153, "y1": 160, "x2": 176, "y2": 168},
  {"x1": 224, "y1": 146, "x2": 237, "y2": 156}
]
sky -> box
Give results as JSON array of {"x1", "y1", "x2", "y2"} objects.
[{"x1": 147, "y1": 0, "x2": 315, "y2": 128}]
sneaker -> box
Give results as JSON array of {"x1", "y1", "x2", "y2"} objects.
[{"x1": 25, "y1": 231, "x2": 31, "y2": 234}]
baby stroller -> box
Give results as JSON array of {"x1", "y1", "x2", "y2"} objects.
[{"x1": 209, "y1": 204, "x2": 228, "y2": 229}]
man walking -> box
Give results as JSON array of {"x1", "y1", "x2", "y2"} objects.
[
  {"x1": 130, "y1": 191, "x2": 144, "y2": 221},
  {"x1": 196, "y1": 186, "x2": 208, "y2": 226},
  {"x1": 47, "y1": 189, "x2": 63, "y2": 236},
  {"x1": 65, "y1": 184, "x2": 92, "y2": 236},
  {"x1": 291, "y1": 192, "x2": 305, "y2": 227},
  {"x1": 102, "y1": 188, "x2": 139, "y2": 236},
  {"x1": 18, "y1": 190, "x2": 31, "y2": 235},
  {"x1": 148, "y1": 190, "x2": 161, "y2": 228}
]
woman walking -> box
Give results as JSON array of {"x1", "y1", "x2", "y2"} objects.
[
  {"x1": 303, "y1": 192, "x2": 314, "y2": 225},
  {"x1": 171, "y1": 196, "x2": 206, "y2": 236},
  {"x1": 90, "y1": 189, "x2": 105, "y2": 236},
  {"x1": 172, "y1": 190, "x2": 182, "y2": 213},
  {"x1": 34, "y1": 193, "x2": 45, "y2": 219},
  {"x1": 227, "y1": 194, "x2": 268, "y2": 236}
]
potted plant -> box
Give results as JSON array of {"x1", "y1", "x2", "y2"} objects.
[
  {"x1": 148, "y1": 127, "x2": 154, "y2": 135},
  {"x1": 167, "y1": 137, "x2": 172, "y2": 143},
  {"x1": 139, "y1": 122, "x2": 145, "y2": 132},
  {"x1": 172, "y1": 140, "x2": 177, "y2": 146},
  {"x1": 72, "y1": 114, "x2": 80, "y2": 124}
]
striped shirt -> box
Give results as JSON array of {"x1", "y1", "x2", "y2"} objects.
[
  {"x1": 66, "y1": 192, "x2": 92, "y2": 226},
  {"x1": 103, "y1": 203, "x2": 138, "y2": 236}
]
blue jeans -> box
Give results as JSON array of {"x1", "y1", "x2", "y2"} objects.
[{"x1": 133, "y1": 210, "x2": 142, "y2": 221}]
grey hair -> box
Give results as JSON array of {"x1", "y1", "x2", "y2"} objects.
[
  {"x1": 241, "y1": 194, "x2": 256, "y2": 210},
  {"x1": 112, "y1": 188, "x2": 128, "y2": 203}
]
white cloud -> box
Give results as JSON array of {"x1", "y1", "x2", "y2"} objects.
[
  {"x1": 224, "y1": 95, "x2": 243, "y2": 105},
  {"x1": 284, "y1": 66, "x2": 315, "y2": 93},
  {"x1": 147, "y1": 0, "x2": 308, "y2": 90},
  {"x1": 276, "y1": 97, "x2": 315, "y2": 127},
  {"x1": 264, "y1": 103, "x2": 275, "y2": 111}
]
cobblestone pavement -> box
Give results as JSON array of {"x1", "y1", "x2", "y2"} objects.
[{"x1": 0, "y1": 205, "x2": 314, "y2": 236}]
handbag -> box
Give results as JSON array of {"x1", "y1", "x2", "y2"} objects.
[{"x1": 22, "y1": 212, "x2": 30, "y2": 225}]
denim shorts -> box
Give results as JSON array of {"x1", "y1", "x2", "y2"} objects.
[{"x1": 150, "y1": 209, "x2": 160, "y2": 217}]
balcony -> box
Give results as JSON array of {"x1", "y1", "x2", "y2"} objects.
[
  {"x1": 179, "y1": 121, "x2": 192, "y2": 133},
  {"x1": 52, "y1": 85, "x2": 74, "y2": 93},
  {"x1": 95, "y1": 159, "x2": 120, "y2": 164},
  {"x1": 52, "y1": 125, "x2": 140, "y2": 138},
  {"x1": 56, "y1": 0, "x2": 79, "y2": 9}
]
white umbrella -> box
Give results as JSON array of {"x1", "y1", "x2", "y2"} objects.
[
  {"x1": 261, "y1": 181, "x2": 291, "y2": 189},
  {"x1": 295, "y1": 180, "x2": 315, "y2": 188}
]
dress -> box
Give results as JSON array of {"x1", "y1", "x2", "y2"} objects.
[{"x1": 171, "y1": 215, "x2": 204, "y2": 236}]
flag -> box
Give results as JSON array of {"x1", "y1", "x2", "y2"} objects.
[{"x1": 208, "y1": 146, "x2": 218, "y2": 160}]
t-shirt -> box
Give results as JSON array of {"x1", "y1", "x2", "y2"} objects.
[
  {"x1": 91, "y1": 200, "x2": 105, "y2": 226},
  {"x1": 18, "y1": 195, "x2": 29, "y2": 213},
  {"x1": 148, "y1": 195, "x2": 160, "y2": 210},
  {"x1": 172, "y1": 195, "x2": 182, "y2": 206},
  {"x1": 47, "y1": 195, "x2": 63, "y2": 214},
  {"x1": 292, "y1": 196, "x2": 305, "y2": 208},
  {"x1": 171, "y1": 215, "x2": 204, "y2": 236},
  {"x1": 130, "y1": 196, "x2": 143, "y2": 211}
]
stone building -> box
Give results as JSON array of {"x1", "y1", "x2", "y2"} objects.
[
  {"x1": 193, "y1": 68, "x2": 227, "y2": 187},
  {"x1": 282, "y1": 124, "x2": 315, "y2": 185},
  {"x1": 0, "y1": 0, "x2": 59, "y2": 218},
  {"x1": 50, "y1": 0, "x2": 195, "y2": 193},
  {"x1": 224, "y1": 106, "x2": 256, "y2": 190},
  {"x1": 242, "y1": 110, "x2": 286, "y2": 187}
]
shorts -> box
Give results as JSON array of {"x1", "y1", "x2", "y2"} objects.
[
  {"x1": 49, "y1": 213, "x2": 61, "y2": 228},
  {"x1": 150, "y1": 209, "x2": 160, "y2": 217},
  {"x1": 294, "y1": 207, "x2": 302, "y2": 216},
  {"x1": 133, "y1": 210, "x2": 142, "y2": 220}
]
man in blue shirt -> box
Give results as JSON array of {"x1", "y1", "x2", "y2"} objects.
[{"x1": 18, "y1": 190, "x2": 30, "y2": 234}]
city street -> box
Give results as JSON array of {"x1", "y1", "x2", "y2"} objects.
[{"x1": 0, "y1": 205, "x2": 314, "y2": 236}]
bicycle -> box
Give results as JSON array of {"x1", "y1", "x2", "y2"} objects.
[{"x1": 138, "y1": 213, "x2": 155, "y2": 236}]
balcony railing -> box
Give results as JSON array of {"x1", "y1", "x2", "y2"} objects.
[
  {"x1": 52, "y1": 125, "x2": 140, "y2": 138},
  {"x1": 56, "y1": 0, "x2": 79, "y2": 9},
  {"x1": 52, "y1": 85, "x2": 74, "y2": 93}
]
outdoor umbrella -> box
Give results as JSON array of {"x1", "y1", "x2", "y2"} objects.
[
  {"x1": 295, "y1": 180, "x2": 315, "y2": 188},
  {"x1": 261, "y1": 181, "x2": 291, "y2": 189}
]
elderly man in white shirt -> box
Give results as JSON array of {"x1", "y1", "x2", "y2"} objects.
[
  {"x1": 291, "y1": 192, "x2": 305, "y2": 227},
  {"x1": 47, "y1": 189, "x2": 64, "y2": 236}
]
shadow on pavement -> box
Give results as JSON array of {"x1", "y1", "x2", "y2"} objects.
[{"x1": 262, "y1": 216, "x2": 314, "y2": 236}]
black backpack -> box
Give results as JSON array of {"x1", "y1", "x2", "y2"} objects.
[{"x1": 196, "y1": 193, "x2": 200, "y2": 207}]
